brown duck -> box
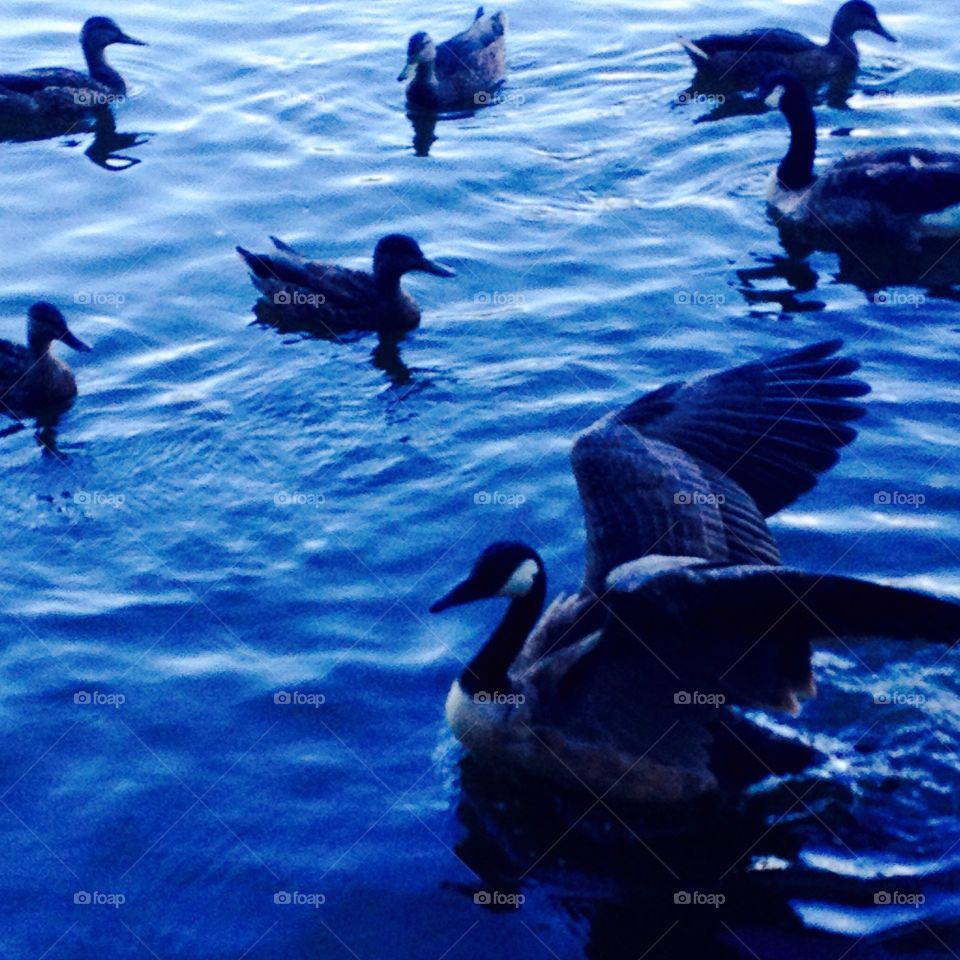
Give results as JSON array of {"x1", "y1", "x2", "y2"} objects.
[
  {"x1": 0, "y1": 302, "x2": 92, "y2": 418},
  {"x1": 237, "y1": 234, "x2": 455, "y2": 334}
]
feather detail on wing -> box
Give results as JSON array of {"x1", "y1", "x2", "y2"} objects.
[
  {"x1": 600, "y1": 563, "x2": 960, "y2": 714},
  {"x1": 819, "y1": 149, "x2": 960, "y2": 217},
  {"x1": 572, "y1": 340, "x2": 869, "y2": 593}
]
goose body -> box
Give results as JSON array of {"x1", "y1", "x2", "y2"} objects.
[
  {"x1": 0, "y1": 18, "x2": 146, "y2": 132},
  {"x1": 399, "y1": 7, "x2": 507, "y2": 111},
  {"x1": 237, "y1": 234, "x2": 455, "y2": 334},
  {"x1": 679, "y1": 1, "x2": 895, "y2": 87},
  {"x1": 763, "y1": 73, "x2": 960, "y2": 244},
  {"x1": 431, "y1": 342, "x2": 960, "y2": 805},
  {"x1": 0, "y1": 302, "x2": 92, "y2": 418}
]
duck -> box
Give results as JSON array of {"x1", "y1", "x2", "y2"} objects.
[
  {"x1": 0, "y1": 302, "x2": 91, "y2": 418},
  {"x1": 678, "y1": 1, "x2": 895, "y2": 88},
  {"x1": 237, "y1": 234, "x2": 455, "y2": 334},
  {"x1": 761, "y1": 71, "x2": 960, "y2": 245},
  {"x1": 430, "y1": 341, "x2": 960, "y2": 805},
  {"x1": 0, "y1": 18, "x2": 146, "y2": 130},
  {"x1": 399, "y1": 7, "x2": 507, "y2": 112}
]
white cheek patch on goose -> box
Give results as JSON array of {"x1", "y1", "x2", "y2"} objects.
[
  {"x1": 498, "y1": 559, "x2": 539, "y2": 598},
  {"x1": 764, "y1": 86, "x2": 785, "y2": 109}
]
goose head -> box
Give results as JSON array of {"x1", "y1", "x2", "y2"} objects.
[
  {"x1": 372, "y1": 234, "x2": 455, "y2": 284},
  {"x1": 81, "y1": 16, "x2": 147, "y2": 54},
  {"x1": 758, "y1": 72, "x2": 818, "y2": 190},
  {"x1": 27, "y1": 302, "x2": 92, "y2": 355},
  {"x1": 431, "y1": 542, "x2": 544, "y2": 612},
  {"x1": 398, "y1": 32, "x2": 437, "y2": 81},
  {"x1": 831, "y1": 1, "x2": 896, "y2": 44},
  {"x1": 757, "y1": 71, "x2": 809, "y2": 111}
]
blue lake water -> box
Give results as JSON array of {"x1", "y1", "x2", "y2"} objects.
[{"x1": 1, "y1": 0, "x2": 960, "y2": 956}]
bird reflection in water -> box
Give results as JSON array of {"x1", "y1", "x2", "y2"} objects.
[
  {"x1": 251, "y1": 299, "x2": 415, "y2": 387},
  {"x1": 0, "y1": 104, "x2": 149, "y2": 171},
  {"x1": 738, "y1": 222, "x2": 960, "y2": 315}
]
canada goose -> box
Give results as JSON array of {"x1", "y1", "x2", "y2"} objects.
[
  {"x1": 761, "y1": 72, "x2": 960, "y2": 246},
  {"x1": 431, "y1": 341, "x2": 960, "y2": 804}
]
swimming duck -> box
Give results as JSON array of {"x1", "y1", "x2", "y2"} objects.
[
  {"x1": 237, "y1": 234, "x2": 455, "y2": 334},
  {"x1": 431, "y1": 341, "x2": 960, "y2": 805},
  {"x1": 761, "y1": 72, "x2": 960, "y2": 245},
  {"x1": 0, "y1": 18, "x2": 146, "y2": 129},
  {"x1": 0, "y1": 302, "x2": 91, "y2": 418},
  {"x1": 399, "y1": 7, "x2": 507, "y2": 111},
  {"x1": 679, "y1": 2, "x2": 895, "y2": 88}
]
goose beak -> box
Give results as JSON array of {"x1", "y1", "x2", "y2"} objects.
[
  {"x1": 430, "y1": 576, "x2": 486, "y2": 613},
  {"x1": 397, "y1": 61, "x2": 416, "y2": 82},
  {"x1": 61, "y1": 329, "x2": 92, "y2": 352},
  {"x1": 118, "y1": 32, "x2": 148, "y2": 46},
  {"x1": 416, "y1": 257, "x2": 456, "y2": 278},
  {"x1": 872, "y1": 19, "x2": 896, "y2": 43}
]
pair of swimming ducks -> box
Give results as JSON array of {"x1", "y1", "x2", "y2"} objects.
[{"x1": 4, "y1": 6, "x2": 960, "y2": 807}]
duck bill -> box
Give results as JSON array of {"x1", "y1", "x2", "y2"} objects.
[
  {"x1": 430, "y1": 576, "x2": 486, "y2": 613},
  {"x1": 118, "y1": 32, "x2": 148, "y2": 46},
  {"x1": 397, "y1": 61, "x2": 416, "y2": 82},
  {"x1": 61, "y1": 330, "x2": 92, "y2": 352},
  {"x1": 871, "y1": 19, "x2": 896, "y2": 42},
  {"x1": 416, "y1": 257, "x2": 456, "y2": 278}
]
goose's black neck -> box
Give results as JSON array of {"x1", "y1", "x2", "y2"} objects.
[
  {"x1": 459, "y1": 572, "x2": 546, "y2": 697},
  {"x1": 777, "y1": 86, "x2": 817, "y2": 191},
  {"x1": 83, "y1": 40, "x2": 125, "y2": 94}
]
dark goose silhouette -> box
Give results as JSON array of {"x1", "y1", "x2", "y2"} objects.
[
  {"x1": 430, "y1": 341, "x2": 960, "y2": 805},
  {"x1": 761, "y1": 72, "x2": 960, "y2": 247}
]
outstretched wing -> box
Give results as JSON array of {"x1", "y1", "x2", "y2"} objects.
[
  {"x1": 571, "y1": 340, "x2": 869, "y2": 593},
  {"x1": 602, "y1": 563, "x2": 960, "y2": 713},
  {"x1": 821, "y1": 149, "x2": 960, "y2": 216},
  {"x1": 542, "y1": 562, "x2": 960, "y2": 791}
]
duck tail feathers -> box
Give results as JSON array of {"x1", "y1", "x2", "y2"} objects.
[
  {"x1": 269, "y1": 236, "x2": 307, "y2": 261},
  {"x1": 678, "y1": 36, "x2": 710, "y2": 63}
]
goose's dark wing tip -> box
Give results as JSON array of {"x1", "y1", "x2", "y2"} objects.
[{"x1": 572, "y1": 341, "x2": 873, "y2": 588}]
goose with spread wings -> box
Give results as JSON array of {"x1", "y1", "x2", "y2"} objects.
[{"x1": 430, "y1": 341, "x2": 960, "y2": 804}]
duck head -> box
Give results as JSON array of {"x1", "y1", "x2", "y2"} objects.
[
  {"x1": 81, "y1": 16, "x2": 147, "y2": 53},
  {"x1": 431, "y1": 542, "x2": 544, "y2": 612},
  {"x1": 398, "y1": 32, "x2": 437, "y2": 81},
  {"x1": 832, "y1": 1, "x2": 896, "y2": 43},
  {"x1": 373, "y1": 234, "x2": 455, "y2": 286},
  {"x1": 27, "y1": 302, "x2": 92, "y2": 354}
]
